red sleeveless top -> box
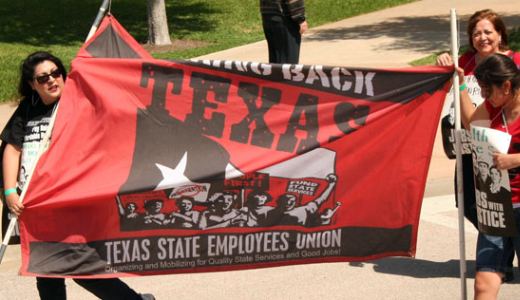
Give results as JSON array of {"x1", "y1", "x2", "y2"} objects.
[{"x1": 486, "y1": 101, "x2": 520, "y2": 205}]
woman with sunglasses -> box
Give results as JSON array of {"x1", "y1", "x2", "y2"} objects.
[
  {"x1": 457, "y1": 53, "x2": 520, "y2": 300},
  {"x1": 1, "y1": 51, "x2": 154, "y2": 300}
]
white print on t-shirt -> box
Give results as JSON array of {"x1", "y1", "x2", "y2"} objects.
[
  {"x1": 19, "y1": 116, "x2": 51, "y2": 190},
  {"x1": 441, "y1": 75, "x2": 484, "y2": 155}
]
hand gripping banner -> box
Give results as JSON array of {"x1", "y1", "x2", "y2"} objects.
[{"x1": 17, "y1": 16, "x2": 452, "y2": 277}]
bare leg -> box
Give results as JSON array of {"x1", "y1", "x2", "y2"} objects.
[{"x1": 474, "y1": 271, "x2": 502, "y2": 300}]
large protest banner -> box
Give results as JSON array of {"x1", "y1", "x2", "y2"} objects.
[{"x1": 16, "y1": 16, "x2": 452, "y2": 277}]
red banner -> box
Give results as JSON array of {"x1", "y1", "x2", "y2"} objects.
[{"x1": 17, "y1": 16, "x2": 452, "y2": 277}]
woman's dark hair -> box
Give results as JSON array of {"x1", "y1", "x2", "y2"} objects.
[
  {"x1": 474, "y1": 53, "x2": 520, "y2": 93},
  {"x1": 18, "y1": 51, "x2": 67, "y2": 99},
  {"x1": 467, "y1": 9, "x2": 508, "y2": 52}
]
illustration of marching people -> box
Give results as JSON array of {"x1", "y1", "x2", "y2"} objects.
[{"x1": 116, "y1": 173, "x2": 340, "y2": 230}]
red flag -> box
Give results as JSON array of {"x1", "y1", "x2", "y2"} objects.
[
  {"x1": 78, "y1": 15, "x2": 152, "y2": 59},
  {"x1": 18, "y1": 17, "x2": 452, "y2": 277}
]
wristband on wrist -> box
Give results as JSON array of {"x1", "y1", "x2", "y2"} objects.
[
  {"x1": 4, "y1": 188, "x2": 17, "y2": 197},
  {"x1": 459, "y1": 82, "x2": 467, "y2": 92}
]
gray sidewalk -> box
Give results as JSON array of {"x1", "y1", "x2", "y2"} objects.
[{"x1": 1, "y1": 0, "x2": 520, "y2": 299}]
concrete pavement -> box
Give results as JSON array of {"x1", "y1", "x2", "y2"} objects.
[{"x1": 1, "y1": 0, "x2": 520, "y2": 299}]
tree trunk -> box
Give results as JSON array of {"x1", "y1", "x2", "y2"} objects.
[{"x1": 147, "y1": 0, "x2": 172, "y2": 45}]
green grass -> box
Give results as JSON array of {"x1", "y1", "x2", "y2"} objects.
[
  {"x1": 0, "y1": 0, "x2": 415, "y2": 102},
  {"x1": 411, "y1": 27, "x2": 520, "y2": 66},
  {"x1": 508, "y1": 27, "x2": 520, "y2": 52}
]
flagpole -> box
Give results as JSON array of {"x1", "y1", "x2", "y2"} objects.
[
  {"x1": 450, "y1": 8, "x2": 468, "y2": 300},
  {"x1": 86, "y1": 0, "x2": 111, "y2": 42},
  {"x1": 0, "y1": 0, "x2": 111, "y2": 264}
]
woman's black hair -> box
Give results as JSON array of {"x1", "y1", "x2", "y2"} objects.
[
  {"x1": 18, "y1": 51, "x2": 67, "y2": 99},
  {"x1": 474, "y1": 53, "x2": 520, "y2": 92}
]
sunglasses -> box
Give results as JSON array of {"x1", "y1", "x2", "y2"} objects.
[{"x1": 34, "y1": 69, "x2": 62, "y2": 84}]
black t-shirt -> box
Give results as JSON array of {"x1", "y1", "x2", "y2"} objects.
[{"x1": 0, "y1": 99, "x2": 57, "y2": 189}]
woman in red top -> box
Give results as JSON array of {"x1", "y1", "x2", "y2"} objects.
[
  {"x1": 458, "y1": 53, "x2": 520, "y2": 300},
  {"x1": 437, "y1": 9, "x2": 520, "y2": 230},
  {"x1": 436, "y1": 9, "x2": 519, "y2": 288}
]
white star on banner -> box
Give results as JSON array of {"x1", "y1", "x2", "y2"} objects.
[{"x1": 154, "y1": 152, "x2": 192, "y2": 190}]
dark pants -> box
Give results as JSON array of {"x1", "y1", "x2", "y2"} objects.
[
  {"x1": 262, "y1": 14, "x2": 301, "y2": 64},
  {"x1": 36, "y1": 277, "x2": 142, "y2": 300}
]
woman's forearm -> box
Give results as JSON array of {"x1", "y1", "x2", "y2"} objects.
[{"x1": 3, "y1": 143, "x2": 21, "y2": 189}]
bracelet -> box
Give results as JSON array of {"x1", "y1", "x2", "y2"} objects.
[
  {"x1": 459, "y1": 82, "x2": 467, "y2": 92},
  {"x1": 4, "y1": 188, "x2": 17, "y2": 197}
]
